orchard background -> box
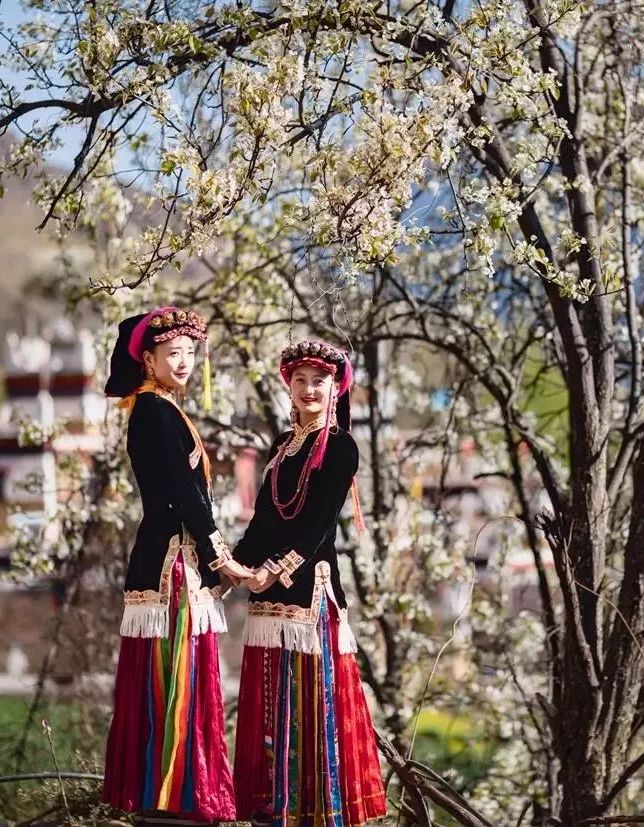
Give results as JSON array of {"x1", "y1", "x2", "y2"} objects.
[{"x1": 0, "y1": 1, "x2": 643, "y2": 824}]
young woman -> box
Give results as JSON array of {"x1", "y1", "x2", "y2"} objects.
[
  {"x1": 102, "y1": 306, "x2": 247, "y2": 824},
  {"x1": 233, "y1": 339, "x2": 387, "y2": 827}
]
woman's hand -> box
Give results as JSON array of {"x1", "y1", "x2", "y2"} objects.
[
  {"x1": 244, "y1": 565, "x2": 279, "y2": 594},
  {"x1": 219, "y1": 558, "x2": 254, "y2": 587}
]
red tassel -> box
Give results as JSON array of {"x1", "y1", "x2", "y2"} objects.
[
  {"x1": 351, "y1": 478, "x2": 366, "y2": 534},
  {"x1": 309, "y1": 390, "x2": 335, "y2": 471}
]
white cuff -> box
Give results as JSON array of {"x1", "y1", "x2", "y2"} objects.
[{"x1": 207, "y1": 529, "x2": 233, "y2": 571}]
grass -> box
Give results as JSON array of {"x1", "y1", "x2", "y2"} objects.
[
  {"x1": 411, "y1": 706, "x2": 495, "y2": 788},
  {"x1": 0, "y1": 695, "x2": 109, "y2": 822},
  {"x1": 0, "y1": 695, "x2": 108, "y2": 771},
  {"x1": 0, "y1": 698, "x2": 496, "y2": 824}
]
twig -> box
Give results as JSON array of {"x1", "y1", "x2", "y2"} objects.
[
  {"x1": 41, "y1": 719, "x2": 71, "y2": 824},
  {"x1": 377, "y1": 730, "x2": 495, "y2": 827},
  {"x1": 516, "y1": 800, "x2": 531, "y2": 826}
]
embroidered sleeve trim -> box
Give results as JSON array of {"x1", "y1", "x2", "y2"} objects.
[
  {"x1": 264, "y1": 559, "x2": 282, "y2": 576},
  {"x1": 207, "y1": 529, "x2": 233, "y2": 571},
  {"x1": 267, "y1": 549, "x2": 305, "y2": 588},
  {"x1": 278, "y1": 570, "x2": 294, "y2": 587}
]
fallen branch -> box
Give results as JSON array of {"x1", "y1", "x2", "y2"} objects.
[
  {"x1": 0, "y1": 771, "x2": 103, "y2": 784},
  {"x1": 376, "y1": 730, "x2": 494, "y2": 827}
]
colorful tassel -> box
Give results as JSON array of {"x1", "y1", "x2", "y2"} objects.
[{"x1": 309, "y1": 390, "x2": 335, "y2": 472}]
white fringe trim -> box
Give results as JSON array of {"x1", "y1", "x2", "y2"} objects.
[
  {"x1": 190, "y1": 599, "x2": 227, "y2": 635},
  {"x1": 243, "y1": 617, "x2": 322, "y2": 654},
  {"x1": 120, "y1": 598, "x2": 227, "y2": 639},
  {"x1": 337, "y1": 617, "x2": 358, "y2": 655},
  {"x1": 323, "y1": 574, "x2": 358, "y2": 655},
  {"x1": 120, "y1": 604, "x2": 169, "y2": 639},
  {"x1": 243, "y1": 613, "x2": 357, "y2": 655}
]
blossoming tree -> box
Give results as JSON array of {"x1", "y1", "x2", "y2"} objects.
[{"x1": 2, "y1": 0, "x2": 644, "y2": 823}]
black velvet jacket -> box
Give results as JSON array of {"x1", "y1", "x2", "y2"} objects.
[
  {"x1": 233, "y1": 428, "x2": 359, "y2": 610},
  {"x1": 124, "y1": 391, "x2": 224, "y2": 594}
]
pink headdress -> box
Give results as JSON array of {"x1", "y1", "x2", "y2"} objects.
[
  {"x1": 127, "y1": 306, "x2": 207, "y2": 362},
  {"x1": 105, "y1": 305, "x2": 212, "y2": 411}
]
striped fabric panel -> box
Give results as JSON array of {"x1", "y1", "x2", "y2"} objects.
[
  {"x1": 272, "y1": 595, "x2": 345, "y2": 827},
  {"x1": 143, "y1": 635, "x2": 169, "y2": 807},
  {"x1": 142, "y1": 585, "x2": 197, "y2": 814},
  {"x1": 273, "y1": 653, "x2": 292, "y2": 823},
  {"x1": 320, "y1": 597, "x2": 343, "y2": 827},
  {"x1": 180, "y1": 647, "x2": 197, "y2": 811}
]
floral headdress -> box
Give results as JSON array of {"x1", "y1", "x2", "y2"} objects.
[{"x1": 105, "y1": 305, "x2": 212, "y2": 411}]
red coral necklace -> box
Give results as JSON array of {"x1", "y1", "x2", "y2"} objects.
[{"x1": 270, "y1": 427, "x2": 324, "y2": 520}]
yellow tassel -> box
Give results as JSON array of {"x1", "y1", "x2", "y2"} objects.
[
  {"x1": 410, "y1": 475, "x2": 424, "y2": 500},
  {"x1": 202, "y1": 339, "x2": 212, "y2": 413}
]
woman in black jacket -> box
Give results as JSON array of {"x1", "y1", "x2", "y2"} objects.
[
  {"x1": 101, "y1": 306, "x2": 246, "y2": 823},
  {"x1": 233, "y1": 339, "x2": 387, "y2": 827}
]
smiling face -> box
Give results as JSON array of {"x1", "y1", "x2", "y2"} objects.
[
  {"x1": 289, "y1": 364, "x2": 336, "y2": 423},
  {"x1": 143, "y1": 335, "x2": 196, "y2": 391}
]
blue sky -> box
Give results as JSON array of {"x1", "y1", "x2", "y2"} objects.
[
  {"x1": 1, "y1": 1, "x2": 26, "y2": 27},
  {"x1": 1, "y1": 1, "x2": 81, "y2": 167}
]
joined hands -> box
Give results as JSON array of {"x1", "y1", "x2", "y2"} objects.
[{"x1": 218, "y1": 559, "x2": 279, "y2": 593}]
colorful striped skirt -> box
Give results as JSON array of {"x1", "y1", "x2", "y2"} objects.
[
  {"x1": 234, "y1": 594, "x2": 387, "y2": 826},
  {"x1": 102, "y1": 553, "x2": 236, "y2": 823}
]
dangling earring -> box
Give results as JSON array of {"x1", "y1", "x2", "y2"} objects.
[
  {"x1": 290, "y1": 402, "x2": 299, "y2": 426},
  {"x1": 330, "y1": 392, "x2": 338, "y2": 429},
  {"x1": 144, "y1": 356, "x2": 157, "y2": 382}
]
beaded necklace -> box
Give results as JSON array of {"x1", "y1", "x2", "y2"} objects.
[
  {"x1": 270, "y1": 411, "x2": 332, "y2": 520},
  {"x1": 270, "y1": 429, "x2": 324, "y2": 520},
  {"x1": 283, "y1": 414, "x2": 326, "y2": 456}
]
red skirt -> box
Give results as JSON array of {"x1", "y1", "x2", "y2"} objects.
[
  {"x1": 102, "y1": 554, "x2": 236, "y2": 822},
  {"x1": 234, "y1": 595, "x2": 387, "y2": 826}
]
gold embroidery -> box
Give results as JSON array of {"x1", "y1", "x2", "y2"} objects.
[
  {"x1": 247, "y1": 561, "x2": 331, "y2": 623},
  {"x1": 123, "y1": 589, "x2": 165, "y2": 607},
  {"x1": 281, "y1": 549, "x2": 305, "y2": 573},
  {"x1": 284, "y1": 416, "x2": 326, "y2": 456},
  {"x1": 148, "y1": 309, "x2": 206, "y2": 332},
  {"x1": 212, "y1": 529, "x2": 232, "y2": 558},
  {"x1": 279, "y1": 571, "x2": 293, "y2": 587},
  {"x1": 262, "y1": 549, "x2": 305, "y2": 588},
  {"x1": 207, "y1": 529, "x2": 233, "y2": 571},
  {"x1": 248, "y1": 601, "x2": 316, "y2": 624},
  {"x1": 264, "y1": 559, "x2": 282, "y2": 576},
  {"x1": 153, "y1": 325, "x2": 207, "y2": 344},
  {"x1": 124, "y1": 530, "x2": 224, "y2": 607}
]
